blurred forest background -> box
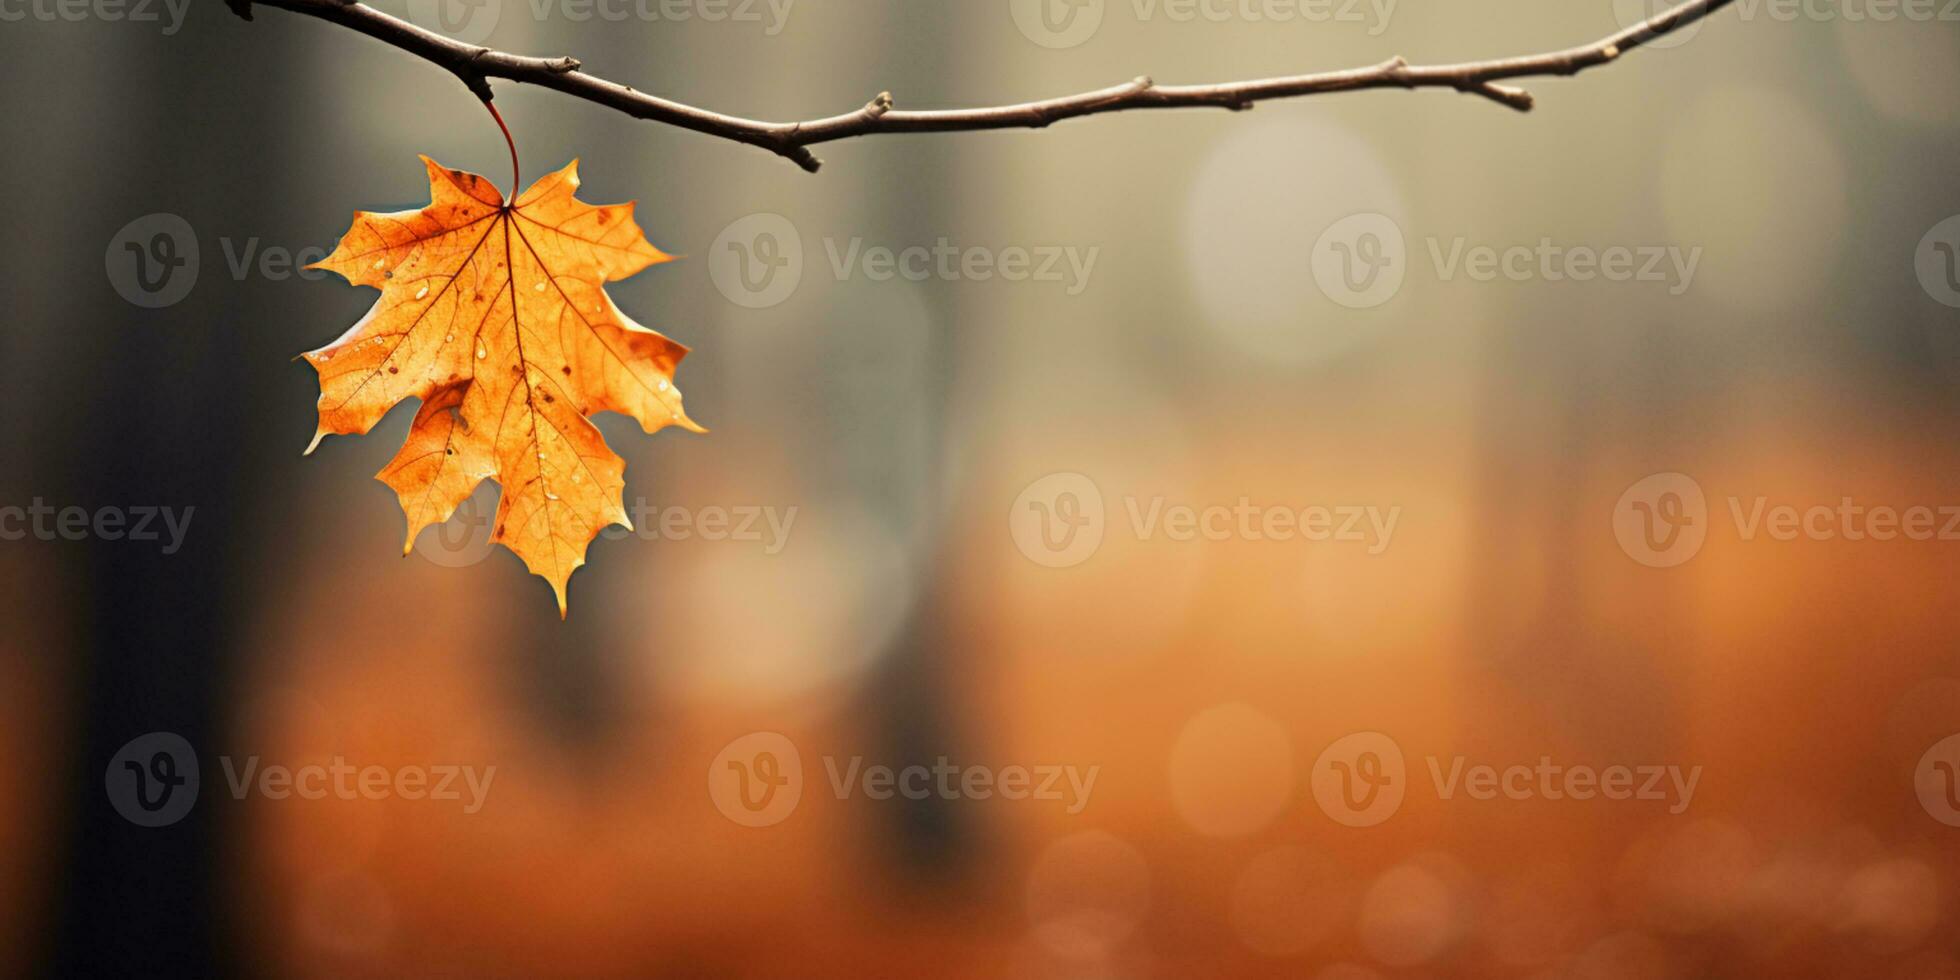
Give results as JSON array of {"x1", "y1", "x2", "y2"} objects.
[{"x1": 2, "y1": 1, "x2": 1958, "y2": 976}]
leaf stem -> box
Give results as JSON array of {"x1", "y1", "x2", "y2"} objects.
[{"x1": 484, "y1": 98, "x2": 519, "y2": 205}]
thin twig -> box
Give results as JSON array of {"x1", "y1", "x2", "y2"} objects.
[{"x1": 230, "y1": 0, "x2": 1735, "y2": 173}]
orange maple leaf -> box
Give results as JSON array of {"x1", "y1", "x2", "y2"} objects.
[{"x1": 303, "y1": 156, "x2": 702, "y2": 616}]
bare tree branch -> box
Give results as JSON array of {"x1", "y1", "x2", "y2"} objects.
[{"x1": 232, "y1": 0, "x2": 1736, "y2": 173}]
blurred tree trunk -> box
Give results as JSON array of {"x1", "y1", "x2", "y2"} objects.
[{"x1": 32, "y1": 17, "x2": 313, "y2": 978}]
